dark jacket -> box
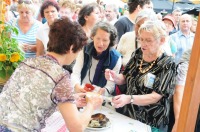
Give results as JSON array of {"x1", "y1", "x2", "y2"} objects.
[{"x1": 81, "y1": 42, "x2": 121, "y2": 87}]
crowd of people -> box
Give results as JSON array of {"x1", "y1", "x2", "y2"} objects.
[{"x1": 0, "y1": 0, "x2": 199, "y2": 131}]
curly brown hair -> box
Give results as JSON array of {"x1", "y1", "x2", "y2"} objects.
[
  {"x1": 40, "y1": 0, "x2": 60, "y2": 18},
  {"x1": 48, "y1": 18, "x2": 88, "y2": 54}
]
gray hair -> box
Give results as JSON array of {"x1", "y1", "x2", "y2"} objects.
[
  {"x1": 105, "y1": 3, "x2": 119, "y2": 14},
  {"x1": 91, "y1": 21, "x2": 117, "y2": 47},
  {"x1": 172, "y1": 8, "x2": 182, "y2": 14},
  {"x1": 138, "y1": 20, "x2": 167, "y2": 39},
  {"x1": 134, "y1": 9, "x2": 157, "y2": 24}
]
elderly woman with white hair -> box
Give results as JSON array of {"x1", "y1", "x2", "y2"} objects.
[
  {"x1": 115, "y1": 9, "x2": 158, "y2": 98},
  {"x1": 8, "y1": 0, "x2": 42, "y2": 58},
  {"x1": 117, "y1": 9, "x2": 157, "y2": 68},
  {"x1": 105, "y1": 20, "x2": 176, "y2": 131}
]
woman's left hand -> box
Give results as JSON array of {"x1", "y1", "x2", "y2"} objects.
[
  {"x1": 22, "y1": 43, "x2": 32, "y2": 52},
  {"x1": 112, "y1": 94, "x2": 130, "y2": 108},
  {"x1": 74, "y1": 93, "x2": 87, "y2": 107}
]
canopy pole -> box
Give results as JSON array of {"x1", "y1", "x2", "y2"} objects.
[
  {"x1": 171, "y1": 0, "x2": 175, "y2": 13},
  {"x1": 177, "y1": 12, "x2": 200, "y2": 132}
]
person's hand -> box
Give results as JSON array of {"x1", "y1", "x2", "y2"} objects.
[
  {"x1": 98, "y1": 88, "x2": 105, "y2": 95},
  {"x1": 105, "y1": 69, "x2": 116, "y2": 82},
  {"x1": 75, "y1": 84, "x2": 87, "y2": 93},
  {"x1": 86, "y1": 92, "x2": 103, "y2": 110},
  {"x1": 22, "y1": 43, "x2": 32, "y2": 52},
  {"x1": 112, "y1": 94, "x2": 130, "y2": 108},
  {"x1": 74, "y1": 93, "x2": 87, "y2": 107},
  {"x1": 92, "y1": 85, "x2": 105, "y2": 95}
]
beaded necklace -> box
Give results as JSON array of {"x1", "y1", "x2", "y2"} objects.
[
  {"x1": 139, "y1": 49, "x2": 163, "y2": 73},
  {"x1": 139, "y1": 59, "x2": 156, "y2": 73}
]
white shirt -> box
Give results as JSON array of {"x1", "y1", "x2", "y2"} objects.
[
  {"x1": 36, "y1": 22, "x2": 50, "y2": 50},
  {"x1": 71, "y1": 49, "x2": 122, "y2": 96},
  {"x1": 117, "y1": 31, "x2": 137, "y2": 66}
]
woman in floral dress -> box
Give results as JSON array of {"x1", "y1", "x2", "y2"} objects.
[{"x1": 0, "y1": 18, "x2": 102, "y2": 132}]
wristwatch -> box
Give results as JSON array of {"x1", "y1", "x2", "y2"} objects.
[{"x1": 130, "y1": 95, "x2": 134, "y2": 104}]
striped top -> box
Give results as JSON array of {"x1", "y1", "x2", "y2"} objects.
[{"x1": 7, "y1": 18, "x2": 42, "y2": 58}]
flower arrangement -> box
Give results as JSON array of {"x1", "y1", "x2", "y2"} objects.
[
  {"x1": 0, "y1": 21, "x2": 25, "y2": 80},
  {"x1": 0, "y1": 0, "x2": 25, "y2": 81}
]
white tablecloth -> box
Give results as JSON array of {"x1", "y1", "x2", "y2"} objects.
[{"x1": 42, "y1": 107, "x2": 151, "y2": 132}]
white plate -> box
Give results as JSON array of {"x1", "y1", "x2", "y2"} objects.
[{"x1": 86, "y1": 121, "x2": 111, "y2": 131}]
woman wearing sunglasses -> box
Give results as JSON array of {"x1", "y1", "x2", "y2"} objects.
[
  {"x1": 7, "y1": 0, "x2": 42, "y2": 58},
  {"x1": 0, "y1": 18, "x2": 103, "y2": 132}
]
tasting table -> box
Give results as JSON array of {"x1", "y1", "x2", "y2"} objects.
[{"x1": 42, "y1": 106, "x2": 151, "y2": 132}]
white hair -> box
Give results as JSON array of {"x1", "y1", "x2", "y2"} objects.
[
  {"x1": 138, "y1": 20, "x2": 167, "y2": 39},
  {"x1": 134, "y1": 9, "x2": 157, "y2": 24}
]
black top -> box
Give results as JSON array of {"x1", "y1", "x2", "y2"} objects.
[
  {"x1": 122, "y1": 48, "x2": 176, "y2": 128},
  {"x1": 114, "y1": 16, "x2": 134, "y2": 42}
]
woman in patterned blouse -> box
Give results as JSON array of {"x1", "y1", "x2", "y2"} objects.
[
  {"x1": 0, "y1": 18, "x2": 103, "y2": 132},
  {"x1": 105, "y1": 20, "x2": 176, "y2": 131}
]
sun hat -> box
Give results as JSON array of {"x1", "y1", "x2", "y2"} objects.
[{"x1": 162, "y1": 15, "x2": 176, "y2": 27}]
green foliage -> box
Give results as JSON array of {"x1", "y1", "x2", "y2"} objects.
[{"x1": 0, "y1": 21, "x2": 25, "y2": 79}]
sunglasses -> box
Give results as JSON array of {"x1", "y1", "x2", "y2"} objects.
[{"x1": 18, "y1": 0, "x2": 33, "y2": 4}]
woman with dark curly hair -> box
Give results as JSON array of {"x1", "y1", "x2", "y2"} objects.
[
  {"x1": 71, "y1": 21, "x2": 122, "y2": 97},
  {"x1": 78, "y1": 2, "x2": 101, "y2": 39},
  {"x1": 0, "y1": 18, "x2": 103, "y2": 132},
  {"x1": 36, "y1": 0, "x2": 59, "y2": 56}
]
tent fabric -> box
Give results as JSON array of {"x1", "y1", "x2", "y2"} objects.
[{"x1": 152, "y1": 0, "x2": 200, "y2": 15}]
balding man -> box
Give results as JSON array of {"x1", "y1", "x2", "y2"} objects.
[{"x1": 170, "y1": 14, "x2": 195, "y2": 63}]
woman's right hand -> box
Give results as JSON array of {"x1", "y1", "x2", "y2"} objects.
[
  {"x1": 105, "y1": 69, "x2": 116, "y2": 82},
  {"x1": 86, "y1": 92, "x2": 103, "y2": 110},
  {"x1": 75, "y1": 84, "x2": 87, "y2": 93},
  {"x1": 112, "y1": 94, "x2": 130, "y2": 108}
]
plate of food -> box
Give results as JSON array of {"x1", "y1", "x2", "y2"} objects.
[{"x1": 86, "y1": 113, "x2": 111, "y2": 131}]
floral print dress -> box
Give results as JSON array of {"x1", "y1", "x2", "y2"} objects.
[{"x1": 0, "y1": 55, "x2": 75, "y2": 131}]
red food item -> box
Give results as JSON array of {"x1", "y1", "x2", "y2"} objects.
[{"x1": 84, "y1": 83, "x2": 95, "y2": 91}]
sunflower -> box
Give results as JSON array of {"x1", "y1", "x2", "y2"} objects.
[
  {"x1": 10, "y1": 52, "x2": 20, "y2": 62},
  {"x1": 0, "y1": 54, "x2": 7, "y2": 62}
]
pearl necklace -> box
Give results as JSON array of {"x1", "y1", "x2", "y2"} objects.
[{"x1": 139, "y1": 59, "x2": 156, "y2": 73}]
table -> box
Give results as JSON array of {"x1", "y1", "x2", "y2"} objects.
[{"x1": 42, "y1": 107, "x2": 151, "y2": 132}]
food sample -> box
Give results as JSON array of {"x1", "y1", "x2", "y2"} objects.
[
  {"x1": 85, "y1": 92, "x2": 100, "y2": 103},
  {"x1": 84, "y1": 83, "x2": 95, "y2": 92},
  {"x1": 88, "y1": 113, "x2": 110, "y2": 128}
]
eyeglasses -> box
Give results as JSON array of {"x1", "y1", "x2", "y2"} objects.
[
  {"x1": 137, "y1": 37, "x2": 158, "y2": 44},
  {"x1": 18, "y1": 0, "x2": 33, "y2": 4}
]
